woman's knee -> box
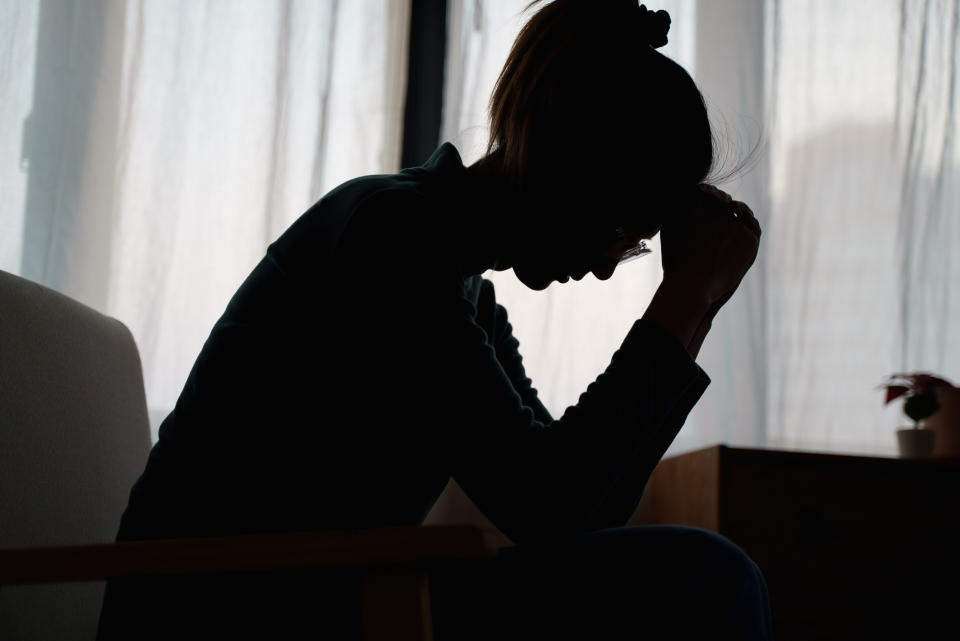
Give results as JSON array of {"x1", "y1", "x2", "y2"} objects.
[
  {"x1": 651, "y1": 526, "x2": 771, "y2": 637},
  {"x1": 662, "y1": 526, "x2": 760, "y2": 571},
  {"x1": 563, "y1": 526, "x2": 769, "y2": 610},
  {"x1": 633, "y1": 526, "x2": 766, "y2": 592},
  {"x1": 610, "y1": 526, "x2": 770, "y2": 638},
  {"x1": 483, "y1": 526, "x2": 772, "y2": 640},
  {"x1": 502, "y1": 524, "x2": 767, "y2": 600}
]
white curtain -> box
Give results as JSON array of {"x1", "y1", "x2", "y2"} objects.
[
  {"x1": 443, "y1": 0, "x2": 960, "y2": 457},
  {"x1": 767, "y1": 0, "x2": 960, "y2": 453},
  {"x1": 1, "y1": 0, "x2": 411, "y2": 440},
  {"x1": 3, "y1": 0, "x2": 957, "y2": 455}
]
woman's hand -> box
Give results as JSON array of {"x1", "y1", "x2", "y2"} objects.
[
  {"x1": 642, "y1": 185, "x2": 761, "y2": 358},
  {"x1": 660, "y1": 184, "x2": 761, "y2": 307}
]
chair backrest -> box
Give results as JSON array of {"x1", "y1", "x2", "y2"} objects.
[{"x1": 0, "y1": 269, "x2": 152, "y2": 639}]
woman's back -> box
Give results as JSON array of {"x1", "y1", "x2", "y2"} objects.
[{"x1": 114, "y1": 146, "x2": 475, "y2": 543}]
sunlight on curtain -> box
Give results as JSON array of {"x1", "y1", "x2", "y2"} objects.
[
  {"x1": 1, "y1": 0, "x2": 410, "y2": 440},
  {"x1": 442, "y1": 0, "x2": 960, "y2": 456},
  {"x1": 766, "y1": 0, "x2": 960, "y2": 453},
  {"x1": 0, "y1": 1, "x2": 38, "y2": 279}
]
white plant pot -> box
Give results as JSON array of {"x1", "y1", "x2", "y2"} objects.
[{"x1": 896, "y1": 427, "x2": 936, "y2": 458}]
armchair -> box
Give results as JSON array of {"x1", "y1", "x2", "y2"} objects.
[{"x1": 0, "y1": 269, "x2": 498, "y2": 640}]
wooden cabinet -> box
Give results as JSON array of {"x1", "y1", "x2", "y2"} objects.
[{"x1": 630, "y1": 445, "x2": 960, "y2": 640}]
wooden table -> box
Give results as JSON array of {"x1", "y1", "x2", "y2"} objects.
[{"x1": 629, "y1": 444, "x2": 960, "y2": 640}]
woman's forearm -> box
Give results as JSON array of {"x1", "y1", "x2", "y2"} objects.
[
  {"x1": 641, "y1": 279, "x2": 713, "y2": 359},
  {"x1": 686, "y1": 315, "x2": 712, "y2": 360}
]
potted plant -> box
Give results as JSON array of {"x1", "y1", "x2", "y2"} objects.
[{"x1": 883, "y1": 373, "x2": 957, "y2": 458}]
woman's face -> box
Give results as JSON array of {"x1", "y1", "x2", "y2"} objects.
[
  {"x1": 509, "y1": 225, "x2": 658, "y2": 290},
  {"x1": 506, "y1": 183, "x2": 666, "y2": 290}
]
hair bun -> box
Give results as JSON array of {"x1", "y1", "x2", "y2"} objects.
[{"x1": 637, "y1": 4, "x2": 671, "y2": 49}]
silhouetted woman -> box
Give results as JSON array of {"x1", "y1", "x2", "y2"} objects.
[{"x1": 99, "y1": 1, "x2": 770, "y2": 639}]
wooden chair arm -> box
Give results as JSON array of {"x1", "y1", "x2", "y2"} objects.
[{"x1": 0, "y1": 525, "x2": 500, "y2": 586}]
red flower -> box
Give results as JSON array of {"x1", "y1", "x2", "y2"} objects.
[
  {"x1": 882, "y1": 372, "x2": 958, "y2": 405},
  {"x1": 885, "y1": 385, "x2": 910, "y2": 404}
]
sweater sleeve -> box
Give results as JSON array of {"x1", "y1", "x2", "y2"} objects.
[
  {"x1": 474, "y1": 278, "x2": 711, "y2": 534},
  {"x1": 333, "y1": 195, "x2": 710, "y2": 545},
  {"x1": 415, "y1": 277, "x2": 709, "y2": 544},
  {"x1": 582, "y1": 321, "x2": 711, "y2": 530},
  {"x1": 475, "y1": 278, "x2": 553, "y2": 424}
]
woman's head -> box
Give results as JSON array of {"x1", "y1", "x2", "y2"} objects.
[{"x1": 485, "y1": 0, "x2": 714, "y2": 288}]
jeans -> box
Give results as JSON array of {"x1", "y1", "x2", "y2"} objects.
[
  {"x1": 97, "y1": 525, "x2": 771, "y2": 640},
  {"x1": 429, "y1": 525, "x2": 773, "y2": 641}
]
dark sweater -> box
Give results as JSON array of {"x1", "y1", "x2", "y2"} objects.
[{"x1": 114, "y1": 142, "x2": 710, "y2": 548}]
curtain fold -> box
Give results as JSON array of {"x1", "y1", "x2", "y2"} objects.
[
  {"x1": 896, "y1": 0, "x2": 960, "y2": 375},
  {"x1": 1, "y1": 0, "x2": 411, "y2": 437}
]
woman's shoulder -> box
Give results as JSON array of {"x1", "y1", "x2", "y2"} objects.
[{"x1": 267, "y1": 172, "x2": 436, "y2": 275}]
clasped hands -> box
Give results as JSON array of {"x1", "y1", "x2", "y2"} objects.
[{"x1": 643, "y1": 184, "x2": 762, "y2": 358}]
